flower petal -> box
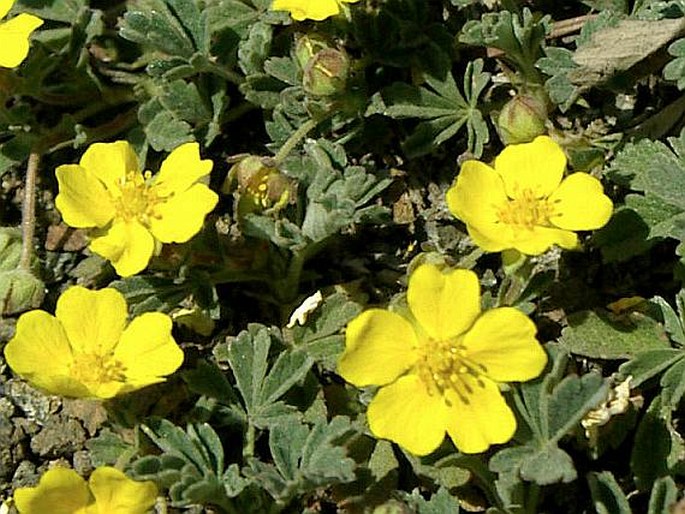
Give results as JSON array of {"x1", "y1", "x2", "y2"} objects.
[
  {"x1": 446, "y1": 160, "x2": 508, "y2": 227},
  {"x1": 0, "y1": 0, "x2": 13, "y2": 19},
  {"x1": 271, "y1": 0, "x2": 342, "y2": 20},
  {"x1": 367, "y1": 374, "x2": 449, "y2": 456},
  {"x1": 153, "y1": 142, "x2": 213, "y2": 198},
  {"x1": 445, "y1": 376, "x2": 516, "y2": 453},
  {"x1": 495, "y1": 135, "x2": 566, "y2": 199},
  {"x1": 548, "y1": 172, "x2": 613, "y2": 230},
  {"x1": 509, "y1": 226, "x2": 579, "y2": 255},
  {"x1": 4, "y1": 310, "x2": 74, "y2": 391},
  {"x1": 338, "y1": 309, "x2": 418, "y2": 387},
  {"x1": 55, "y1": 165, "x2": 115, "y2": 228},
  {"x1": 55, "y1": 286, "x2": 127, "y2": 355},
  {"x1": 462, "y1": 307, "x2": 547, "y2": 382},
  {"x1": 13, "y1": 467, "x2": 91, "y2": 514},
  {"x1": 89, "y1": 220, "x2": 155, "y2": 277},
  {"x1": 148, "y1": 184, "x2": 218, "y2": 243},
  {"x1": 407, "y1": 264, "x2": 480, "y2": 342},
  {"x1": 79, "y1": 141, "x2": 139, "y2": 193},
  {"x1": 88, "y1": 467, "x2": 158, "y2": 514},
  {"x1": 114, "y1": 312, "x2": 183, "y2": 386},
  {"x1": 0, "y1": 13, "x2": 42, "y2": 68}
]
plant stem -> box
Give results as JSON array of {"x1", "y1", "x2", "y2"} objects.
[
  {"x1": 243, "y1": 423, "x2": 256, "y2": 459},
  {"x1": 272, "y1": 118, "x2": 318, "y2": 165},
  {"x1": 19, "y1": 151, "x2": 40, "y2": 271}
]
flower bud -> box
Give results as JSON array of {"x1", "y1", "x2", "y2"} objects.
[
  {"x1": 224, "y1": 156, "x2": 294, "y2": 217},
  {"x1": 294, "y1": 34, "x2": 330, "y2": 70},
  {"x1": 0, "y1": 269, "x2": 45, "y2": 315},
  {"x1": 303, "y1": 48, "x2": 350, "y2": 97},
  {"x1": 0, "y1": 227, "x2": 45, "y2": 314},
  {"x1": 497, "y1": 93, "x2": 548, "y2": 145}
]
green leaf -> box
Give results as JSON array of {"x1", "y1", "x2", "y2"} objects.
[
  {"x1": 159, "y1": 79, "x2": 211, "y2": 124},
  {"x1": 215, "y1": 324, "x2": 313, "y2": 428},
  {"x1": 238, "y1": 21, "x2": 272, "y2": 76},
  {"x1": 460, "y1": 8, "x2": 549, "y2": 83},
  {"x1": 490, "y1": 345, "x2": 609, "y2": 486},
  {"x1": 85, "y1": 428, "x2": 136, "y2": 467},
  {"x1": 664, "y1": 37, "x2": 685, "y2": 89},
  {"x1": 608, "y1": 130, "x2": 685, "y2": 209},
  {"x1": 648, "y1": 476, "x2": 679, "y2": 514},
  {"x1": 631, "y1": 396, "x2": 673, "y2": 490},
  {"x1": 619, "y1": 349, "x2": 685, "y2": 387},
  {"x1": 132, "y1": 418, "x2": 247, "y2": 507},
  {"x1": 139, "y1": 99, "x2": 195, "y2": 152},
  {"x1": 411, "y1": 487, "x2": 461, "y2": 513},
  {"x1": 652, "y1": 295, "x2": 685, "y2": 345},
  {"x1": 109, "y1": 275, "x2": 189, "y2": 316},
  {"x1": 247, "y1": 416, "x2": 356, "y2": 501},
  {"x1": 559, "y1": 309, "x2": 670, "y2": 359},
  {"x1": 368, "y1": 58, "x2": 490, "y2": 157},
  {"x1": 291, "y1": 291, "x2": 363, "y2": 366},
  {"x1": 120, "y1": 0, "x2": 199, "y2": 59},
  {"x1": 587, "y1": 471, "x2": 631, "y2": 514}
]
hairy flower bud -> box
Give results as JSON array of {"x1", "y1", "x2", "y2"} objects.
[
  {"x1": 0, "y1": 228, "x2": 44, "y2": 315},
  {"x1": 303, "y1": 48, "x2": 350, "y2": 97},
  {"x1": 294, "y1": 34, "x2": 330, "y2": 70},
  {"x1": 225, "y1": 156, "x2": 294, "y2": 217},
  {"x1": 497, "y1": 93, "x2": 548, "y2": 145}
]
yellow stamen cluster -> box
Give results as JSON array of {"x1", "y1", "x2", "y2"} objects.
[
  {"x1": 70, "y1": 352, "x2": 126, "y2": 386},
  {"x1": 416, "y1": 337, "x2": 487, "y2": 405},
  {"x1": 112, "y1": 171, "x2": 162, "y2": 224},
  {"x1": 497, "y1": 189, "x2": 555, "y2": 229}
]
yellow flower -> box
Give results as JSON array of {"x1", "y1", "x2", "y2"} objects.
[
  {"x1": 271, "y1": 0, "x2": 360, "y2": 21},
  {"x1": 13, "y1": 466, "x2": 157, "y2": 514},
  {"x1": 4, "y1": 286, "x2": 183, "y2": 399},
  {"x1": 55, "y1": 141, "x2": 218, "y2": 277},
  {"x1": 446, "y1": 136, "x2": 613, "y2": 255},
  {"x1": 0, "y1": 0, "x2": 42, "y2": 68},
  {"x1": 337, "y1": 264, "x2": 547, "y2": 455}
]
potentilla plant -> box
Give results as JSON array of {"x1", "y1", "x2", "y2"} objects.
[{"x1": 3, "y1": 0, "x2": 685, "y2": 513}]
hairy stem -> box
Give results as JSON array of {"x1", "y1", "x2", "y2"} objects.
[{"x1": 19, "y1": 152, "x2": 40, "y2": 271}]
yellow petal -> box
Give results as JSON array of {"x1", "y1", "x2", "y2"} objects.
[
  {"x1": 462, "y1": 307, "x2": 547, "y2": 382},
  {"x1": 0, "y1": 0, "x2": 14, "y2": 19},
  {"x1": 79, "y1": 141, "x2": 139, "y2": 193},
  {"x1": 0, "y1": 13, "x2": 43, "y2": 68},
  {"x1": 88, "y1": 467, "x2": 158, "y2": 514},
  {"x1": 114, "y1": 313, "x2": 183, "y2": 385},
  {"x1": 548, "y1": 172, "x2": 613, "y2": 230},
  {"x1": 445, "y1": 376, "x2": 516, "y2": 453},
  {"x1": 338, "y1": 309, "x2": 418, "y2": 387},
  {"x1": 153, "y1": 142, "x2": 213, "y2": 198},
  {"x1": 510, "y1": 226, "x2": 579, "y2": 255},
  {"x1": 55, "y1": 286, "x2": 127, "y2": 355},
  {"x1": 89, "y1": 220, "x2": 155, "y2": 277},
  {"x1": 271, "y1": 0, "x2": 341, "y2": 20},
  {"x1": 4, "y1": 310, "x2": 74, "y2": 392},
  {"x1": 495, "y1": 136, "x2": 566, "y2": 199},
  {"x1": 466, "y1": 223, "x2": 516, "y2": 252},
  {"x1": 446, "y1": 160, "x2": 508, "y2": 227},
  {"x1": 367, "y1": 374, "x2": 449, "y2": 456},
  {"x1": 55, "y1": 164, "x2": 115, "y2": 228},
  {"x1": 148, "y1": 184, "x2": 218, "y2": 243},
  {"x1": 407, "y1": 264, "x2": 480, "y2": 342},
  {"x1": 13, "y1": 467, "x2": 92, "y2": 514}
]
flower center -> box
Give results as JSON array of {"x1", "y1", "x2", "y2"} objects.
[
  {"x1": 416, "y1": 337, "x2": 487, "y2": 405},
  {"x1": 496, "y1": 188, "x2": 555, "y2": 229},
  {"x1": 112, "y1": 171, "x2": 163, "y2": 224},
  {"x1": 70, "y1": 352, "x2": 126, "y2": 386}
]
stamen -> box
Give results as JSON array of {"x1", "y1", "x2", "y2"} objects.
[
  {"x1": 415, "y1": 338, "x2": 489, "y2": 404},
  {"x1": 496, "y1": 188, "x2": 555, "y2": 229}
]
